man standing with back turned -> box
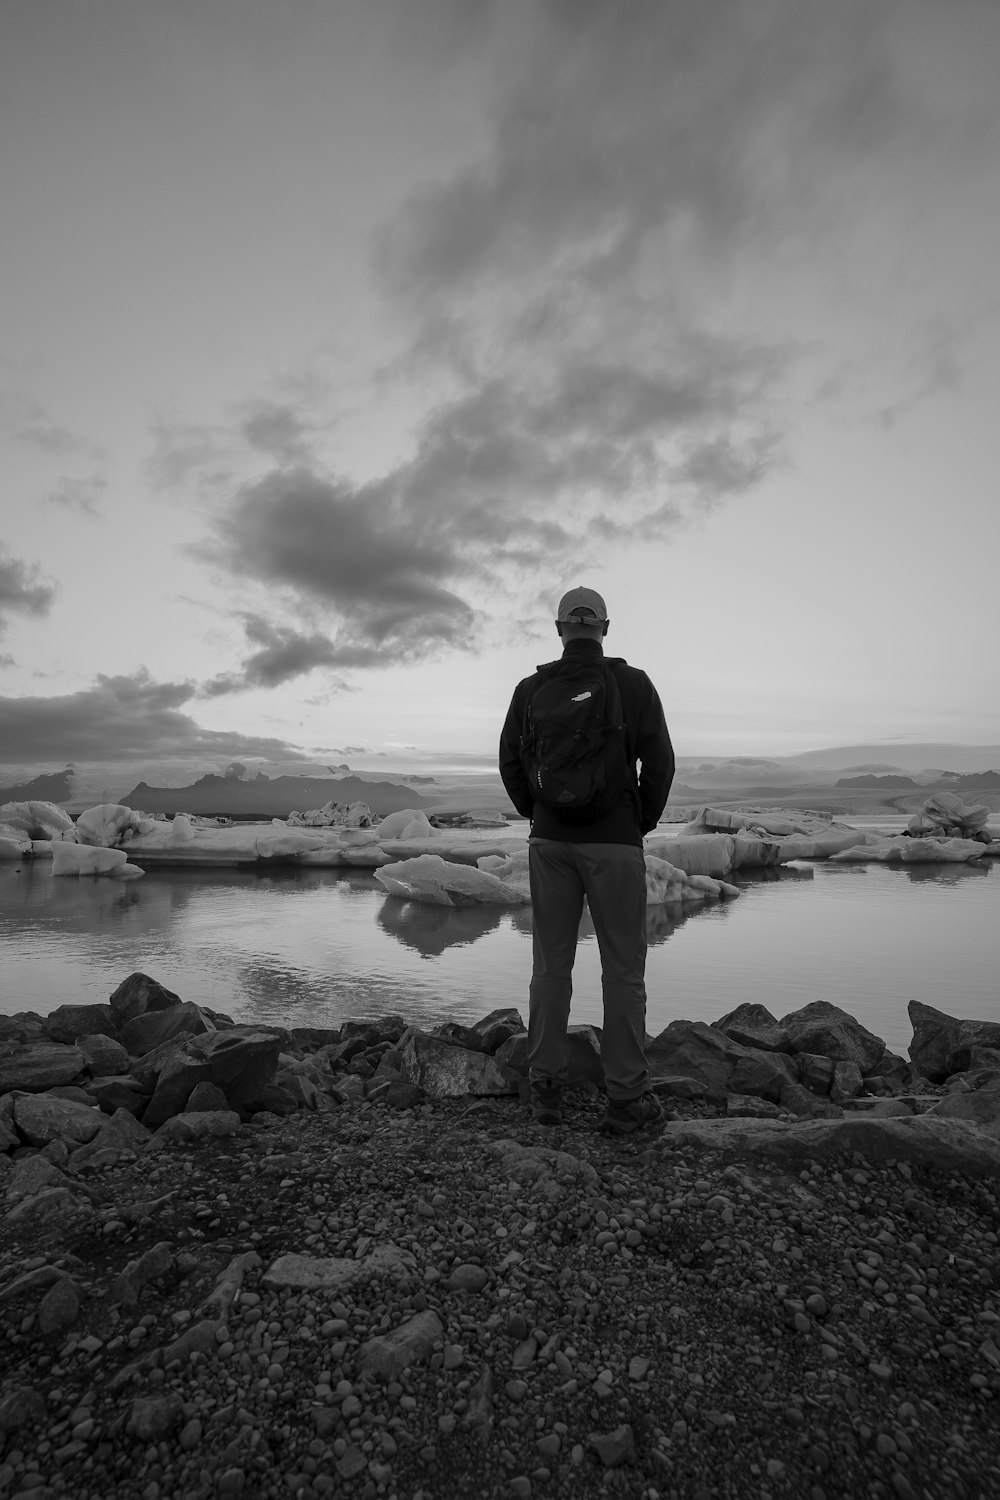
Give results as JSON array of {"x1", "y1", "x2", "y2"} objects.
[{"x1": 499, "y1": 587, "x2": 674, "y2": 1133}]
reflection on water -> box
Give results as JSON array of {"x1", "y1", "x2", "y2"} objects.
[
  {"x1": 2, "y1": 857, "x2": 998, "y2": 1055},
  {"x1": 378, "y1": 899, "x2": 505, "y2": 957}
]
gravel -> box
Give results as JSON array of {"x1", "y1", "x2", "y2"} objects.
[{"x1": 2, "y1": 1085, "x2": 999, "y2": 1499}]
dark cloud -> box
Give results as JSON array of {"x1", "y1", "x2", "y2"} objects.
[
  {"x1": 185, "y1": 0, "x2": 931, "y2": 674},
  {"x1": 200, "y1": 466, "x2": 476, "y2": 667},
  {"x1": 0, "y1": 547, "x2": 57, "y2": 637},
  {"x1": 201, "y1": 615, "x2": 352, "y2": 696},
  {"x1": 380, "y1": 0, "x2": 902, "y2": 302},
  {"x1": 240, "y1": 404, "x2": 313, "y2": 464},
  {"x1": 0, "y1": 670, "x2": 306, "y2": 762}
]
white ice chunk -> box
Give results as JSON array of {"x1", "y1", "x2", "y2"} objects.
[
  {"x1": 0, "y1": 800, "x2": 75, "y2": 840},
  {"x1": 376, "y1": 854, "x2": 530, "y2": 907},
  {"x1": 644, "y1": 855, "x2": 739, "y2": 905},
  {"x1": 643, "y1": 834, "x2": 736, "y2": 877},
  {"x1": 0, "y1": 835, "x2": 30, "y2": 860},
  {"x1": 377, "y1": 808, "x2": 436, "y2": 840},
  {"x1": 75, "y1": 803, "x2": 158, "y2": 847},
  {"x1": 50, "y1": 842, "x2": 129, "y2": 876}
]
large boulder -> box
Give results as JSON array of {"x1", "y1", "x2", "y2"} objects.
[
  {"x1": 43, "y1": 1004, "x2": 122, "y2": 1046},
  {"x1": 471, "y1": 1008, "x2": 525, "y2": 1053},
  {"x1": 184, "y1": 1029, "x2": 283, "y2": 1112},
  {"x1": 0, "y1": 1014, "x2": 46, "y2": 1045},
  {"x1": 647, "y1": 1021, "x2": 795, "y2": 1104},
  {"x1": 140, "y1": 1028, "x2": 284, "y2": 1125},
  {"x1": 926, "y1": 1085, "x2": 1000, "y2": 1140},
  {"x1": 141, "y1": 1054, "x2": 215, "y2": 1129},
  {"x1": 0, "y1": 1043, "x2": 86, "y2": 1094},
  {"x1": 76, "y1": 1033, "x2": 131, "y2": 1077},
  {"x1": 399, "y1": 1030, "x2": 516, "y2": 1097},
  {"x1": 713, "y1": 1004, "x2": 791, "y2": 1054},
  {"x1": 657, "y1": 1113, "x2": 1000, "y2": 1178},
  {"x1": 120, "y1": 1002, "x2": 216, "y2": 1058},
  {"x1": 109, "y1": 973, "x2": 182, "y2": 1030},
  {"x1": 779, "y1": 1002, "x2": 885, "y2": 1074},
  {"x1": 908, "y1": 1001, "x2": 1000, "y2": 1084},
  {"x1": 12, "y1": 1093, "x2": 104, "y2": 1147}
]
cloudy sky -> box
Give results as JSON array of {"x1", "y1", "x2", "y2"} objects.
[{"x1": 2, "y1": 0, "x2": 999, "y2": 773}]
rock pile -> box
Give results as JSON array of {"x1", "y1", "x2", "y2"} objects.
[
  {"x1": 4, "y1": 979, "x2": 1000, "y2": 1177},
  {"x1": 1, "y1": 982, "x2": 999, "y2": 1499}
]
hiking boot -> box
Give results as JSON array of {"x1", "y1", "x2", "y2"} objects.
[
  {"x1": 602, "y1": 1090, "x2": 663, "y2": 1135},
  {"x1": 530, "y1": 1078, "x2": 563, "y2": 1126}
]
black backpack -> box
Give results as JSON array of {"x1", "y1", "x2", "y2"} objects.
[{"x1": 520, "y1": 656, "x2": 632, "y2": 823}]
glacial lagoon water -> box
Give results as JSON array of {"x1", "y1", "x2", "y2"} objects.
[{"x1": 2, "y1": 836, "x2": 998, "y2": 1057}]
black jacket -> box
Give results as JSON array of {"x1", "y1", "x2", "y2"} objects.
[{"x1": 498, "y1": 637, "x2": 674, "y2": 845}]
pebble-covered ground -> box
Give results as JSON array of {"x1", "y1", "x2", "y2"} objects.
[{"x1": 2, "y1": 1088, "x2": 999, "y2": 1500}]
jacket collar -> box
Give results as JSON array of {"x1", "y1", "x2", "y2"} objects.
[{"x1": 562, "y1": 637, "x2": 604, "y2": 659}]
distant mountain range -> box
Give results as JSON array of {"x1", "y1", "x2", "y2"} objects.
[
  {"x1": 120, "y1": 773, "x2": 436, "y2": 818},
  {"x1": 2, "y1": 742, "x2": 999, "y2": 819}
]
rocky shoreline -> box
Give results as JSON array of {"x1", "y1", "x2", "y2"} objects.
[{"x1": 3, "y1": 985, "x2": 1000, "y2": 1499}]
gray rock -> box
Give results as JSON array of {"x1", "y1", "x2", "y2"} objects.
[
  {"x1": 72, "y1": 1106, "x2": 151, "y2": 1165},
  {"x1": 357, "y1": 1309, "x2": 443, "y2": 1381},
  {"x1": 111, "y1": 1242, "x2": 175, "y2": 1309},
  {"x1": 76, "y1": 1033, "x2": 130, "y2": 1076},
  {"x1": 262, "y1": 1243, "x2": 416, "y2": 1293},
  {"x1": 339, "y1": 1015, "x2": 407, "y2": 1047},
  {"x1": 88, "y1": 1075, "x2": 150, "y2": 1116},
  {"x1": 797, "y1": 1053, "x2": 835, "y2": 1095},
  {"x1": 4, "y1": 1185, "x2": 83, "y2": 1224},
  {"x1": 400, "y1": 1030, "x2": 516, "y2": 1097},
  {"x1": 150, "y1": 1109, "x2": 242, "y2": 1145},
  {"x1": 780, "y1": 1001, "x2": 885, "y2": 1073},
  {"x1": 490, "y1": 1139, "x2": 599, "y2": 1192},
  {"x1": 588, "y1": 1424, "x2": 635, "y2": 1468},
  {"x1": 43, "y1": 1003, "x2": 121, "y2": 1045},
  {"x1": 186, "y1": 1081, "x2": 231, "y2": 1112},
  {"x1": 648, "y1": 1021, "x2": 793, "y2": 1104},
  {"x1": 493, "y1": 1031, "x2": 529, "y2": 1077},
  {"x1": 109, "y1": 972, "x2": 182, "y2": 1028},
  {"x1": 725, "y1": 1094, "x2": 786, "y2": 1119},
  {"x1": 908, "y1": 1000, "x2": 1000, "y2": 1083},
  {"x1": 37, "y1": 1275, "x2": 80, "y2": 1335},
  {"x1": 12, "y1": 1092, "x2": 103, "y2": 1146},
  {"x1": 0, "y1": 1386, "x2": 46, "y2": 1440},
  {"x1": 927, "y1": 1083, "x2": 1000, "y2": 1139},
  {"x1": 142, "y1": 1053, "x2": 214, "y2": 1128},
  {"x1": 779, "y1": 1081, "x2": 843, "y2": 1120},
  {"x1": 471, "y1": 1007, "x2": 526, "y2": 1053},
  {"x1": 0, "y1": 1042, "x2": 86, "y2": 1094},
  {"x1": 128, "y1": 1394, "x2": 185, "y2": 1440},
  {"x1": 184, "y1": 1027, "x2": 284, "y2": 1111},
  {"x1": 713, "y1": 1003, "x2": 791, "y2": 1053},
  {"x1": 5, "y1": 1155, "x2": 74, "y2": 1203},
  {"x1": 121, "y1": 1001, "x2": 216, "y2": 1058},
  {"x1": 831, "y1": 1059, "x2": 864, "y2": 1103},
  {"x1": 658, "y1": 1114, "x2": 1000, "y2": 1178},
  {"x1": 0, "y1": 1014, "x2": 46, "y2": 1045},
  {"x1": 446, "y1": 1263, "x2": 488, "y2": 1292}
]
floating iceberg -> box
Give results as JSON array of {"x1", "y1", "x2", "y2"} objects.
[
  {"x1": 75, "y1": 802, "x2": 158, "y2": 847},
  {"x1": 376, "y1": 854, "x2": 529, "y2": 907},
  {"x1": 373, "y1": 849, "x2": 739, "y2": 908},
  {"x1": 0, "y1": 800, "x2": 75, "y2": 840},
  {"x1": 50, "y1": 842, "x2": 144, "y2": 878}
]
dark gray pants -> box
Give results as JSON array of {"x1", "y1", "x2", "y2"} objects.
[{"x1": 527, "y1": 838, "x2": 649, "y2": 1102}]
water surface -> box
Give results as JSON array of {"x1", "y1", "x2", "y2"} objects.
[{"x1": 2, "y1": 853, "x2": 997, "y2": 1057}]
